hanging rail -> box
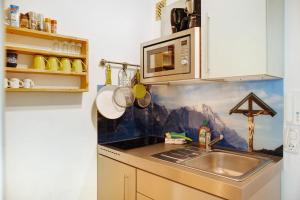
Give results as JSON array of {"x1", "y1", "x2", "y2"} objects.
[{"x1": 99, "y1": 59, "x2": 140, "y2": 70}]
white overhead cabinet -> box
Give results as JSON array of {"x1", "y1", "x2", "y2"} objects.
[{"x1": 201, "y1": 0, "x2": 284, "y2": 80}]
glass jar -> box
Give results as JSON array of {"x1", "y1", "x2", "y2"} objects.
[
  {"x1": 75, "y1": 43, "x2": 82, "y2": 55},
  {"x1": 62, "y1": 41, "x2": 69, "y2": 53}
]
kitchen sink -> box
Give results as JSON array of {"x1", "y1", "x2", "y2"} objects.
[{"x1": 152, "y1": 147, "x2": 271, "y2": 181}]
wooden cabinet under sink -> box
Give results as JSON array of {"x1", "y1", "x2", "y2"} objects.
[{"x1": 97, "y1": 155, "x2": 280, "y2": 200}]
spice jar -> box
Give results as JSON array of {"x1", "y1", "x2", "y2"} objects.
[
  {"x1": 19, "y1": 13, "x2": 29, "y2": 28},
  {"x1": 51, "y1": 19, "x2": 57, "y2": 33},
  {"x1": 44, "y1": 18, "x2": 51, "y2": 32},
  {"x1": 37, "y1": 14, "x2": 44, "y2": 31},
  {"x1": 28, "y1": 12, "x2": 37, "y2": 30}
]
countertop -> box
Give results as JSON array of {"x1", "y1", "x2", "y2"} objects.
[{"x1": 98, "y1": 143, "x2": 282, "y2": 200}]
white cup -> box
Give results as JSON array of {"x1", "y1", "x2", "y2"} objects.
[
  {"x1": 9, "y1": 78, "x2": 24, "y2": 88},
  {"x1": 3, "y1": 78, "x2": 9, "y2": 88},
  {"x1": 23, "y1": 79, "x2": 35, "y2": 89}
]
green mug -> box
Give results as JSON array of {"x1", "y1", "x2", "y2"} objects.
[
  {"x1": 46, "y1": 57, "x2": 61, "y2": 71},
  {"x1": 72, "y1": 59, "x2": 86, "y2": 73},
  {"x1": 60, "y1": 58, "x2": 72, "y2": 72},
  {"x1": 33, "y1": 55, "x2": 47, "y2": 70}
]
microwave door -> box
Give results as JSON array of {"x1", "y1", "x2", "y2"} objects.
[{"x1": 143, "y1": 36, "x2": 190, "y2": 78}]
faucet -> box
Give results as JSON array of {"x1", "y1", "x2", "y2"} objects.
[{"x1": 206, "y1": 134, "x2": 224, "y2": 152}]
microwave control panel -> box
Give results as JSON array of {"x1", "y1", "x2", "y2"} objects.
[{"x1": 180, "y1": 39, "x2": 190, "y2": 66}]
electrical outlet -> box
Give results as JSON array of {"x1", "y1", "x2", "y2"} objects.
[{"x1": 284, "y1": 126, "x2": 300, "y2": 154}]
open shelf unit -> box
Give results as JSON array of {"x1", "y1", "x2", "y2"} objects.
[{"x1": 5, "y1": 26, "x2": 89, "y2": 93}]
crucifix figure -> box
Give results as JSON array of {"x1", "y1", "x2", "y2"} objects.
[{"x1": 229, "y1": 92, "x2": 277, "y2": 152}]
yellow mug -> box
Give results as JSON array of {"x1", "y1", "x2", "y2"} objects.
[
  {"x1": 33, "y1": 55, "x2": 47, "y2": 70},
  {"x1": 47, "y1": 57, "x2": 61, "y2": 71},
  {"x1": 60, "y1": 58, "x2": 72, "y2": 72},
  {"x1": 72, "y1": 59, "x2": 86, "y2": 73}
]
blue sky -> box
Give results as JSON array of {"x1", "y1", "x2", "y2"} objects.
[{"x1": 151, "y1": 80, "x2": 283, "y2": 150}]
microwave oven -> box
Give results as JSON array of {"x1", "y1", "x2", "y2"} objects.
[{"x1": 140, "y1": 27, "x2": 201, "y2": 84}]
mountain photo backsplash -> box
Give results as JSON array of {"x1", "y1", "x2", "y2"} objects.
[{"x1": 98, "y1": 80, "x2": 283, "y2": 156}]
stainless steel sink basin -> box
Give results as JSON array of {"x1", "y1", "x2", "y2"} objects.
[
  {"x1": 182, "y1": 151, "x2": 271, "y2": 181},
  {"x1": 152, "y1": 147, "x2": 271, "y2": 181}
]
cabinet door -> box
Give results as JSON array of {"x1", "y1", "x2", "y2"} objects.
[
  {"x1": 98, "y1": 155, "x2": 136, "y2": 200},
  {"x1": 201, "y1": 0, "x2": 267, "y2": 79}
]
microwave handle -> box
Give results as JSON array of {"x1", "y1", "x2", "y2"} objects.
[{"x1": 203, "y1": 13, "x2": 210, "y2": 76}]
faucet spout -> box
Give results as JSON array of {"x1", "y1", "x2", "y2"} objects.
[{"x1": 207, "y1": 134, "x2": 224, "y2": 151}]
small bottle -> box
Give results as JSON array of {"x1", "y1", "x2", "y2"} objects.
[
  {"x1": 198, "y1": 120, "x2": 211, "y2": 150},
  {"x1": 44, "y1": 18, "x2": 51, "y2": 32},
  {"x1": 51, "y1": 19, "x2": 57, "y2": 33}
]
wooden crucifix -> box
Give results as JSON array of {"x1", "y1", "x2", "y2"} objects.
[{"x1": 229, "y1": 92, "x2": 277, "y2": 152}]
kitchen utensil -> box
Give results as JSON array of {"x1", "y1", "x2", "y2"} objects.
[
  {"x1": 136, "y1": 90, "x2": 152, "y2": 109},
  {"x1": 33, "y1": 55, "x2": 47, "y2": 70},
  {"x1": 23, "y1": 79, "x2": 35, "y2": 88},
  {"x1": 60, "y1": 58, "x2": 72, "y2": 72},
  {"x1": 7, "y1": 51, "x2": 17, "y2": 67},
  {"x1": 96, "y1": 64, "x2": 125, "y2": 119},
  {"x1": 113, "y1": 66, "x2": 135, "y2": 108},
  {"x1": 72, "y1": 59, "x2": 86, "y2": 73},
  {"x1": 46, "y1": 57, "x2": 61, "y2": 71},
  {"x1": 9, "y1": 78, "x2": 24, "y2": 88},
  {"x1": 132, "y1": 69, "x2": 146, "y2": 99}
]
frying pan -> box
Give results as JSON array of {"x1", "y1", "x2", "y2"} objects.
[{"x1": 96, "y1": 64, "x2": 125, "y2": 119}]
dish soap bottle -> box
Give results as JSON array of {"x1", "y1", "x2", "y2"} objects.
[{"x1": 198, "y1": 120, "x2": 211, "y2": 150}]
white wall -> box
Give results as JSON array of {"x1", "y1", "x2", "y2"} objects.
[
  {"x1": 3, "y1": 0, "x2": 157, "y2": 199},
  {"x1": 0, "y1": 0, "x2": 4, "y2": 199},
  {"x1": 283, "y1": 0, "x2": 300, "y2": 199}
]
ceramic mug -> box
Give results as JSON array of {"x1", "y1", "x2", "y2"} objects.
[
  {"x1": 60, "y1": 58, "x2": 72, "y2": 72},
  {"x1": 33, "y1": 55, "x2": 47, "y2": 70},
  {"x1": 9, "y1": 78, "x2": 24, "y2": 88},
  {"x1": 23, "y1": 79, "x2": 35, "y2": 88},
  {"x1": 3, "y1": 78, "x2": 9, "y2": 88},
  {"x1": 72, "y1": 59, "x2": 86, "y2": 73},
  {"x1": 47, "y1": 57, "x2": 61, "y2": 71}
]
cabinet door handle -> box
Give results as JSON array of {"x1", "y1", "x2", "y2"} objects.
[
  {"x1": 123, "y1": 175, "x2": 129, "y2": 200},
  {"x1": 204, "y1": 13, "x2": 210, "y2": 75}
]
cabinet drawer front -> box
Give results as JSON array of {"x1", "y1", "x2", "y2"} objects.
[{"x1": 137, "y1": 170, "x2": 224, "y2": 200}]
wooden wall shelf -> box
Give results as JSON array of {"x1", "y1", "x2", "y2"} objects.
[
  {"x1": 5, "y1": 26, "x2": 89, "y2": 93},
  {"x1": 5, "y1": 67, "x2": 87, "y2": 76},
  {"x1": 5, "y1": 45, "x2": 86, "y2": 59},
  {"x1": 6, "y1": 88, "x2": 88, "y2": 93},
  {"x1": 6, "y1": 26, "x2": 88, "y2": 43}
]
